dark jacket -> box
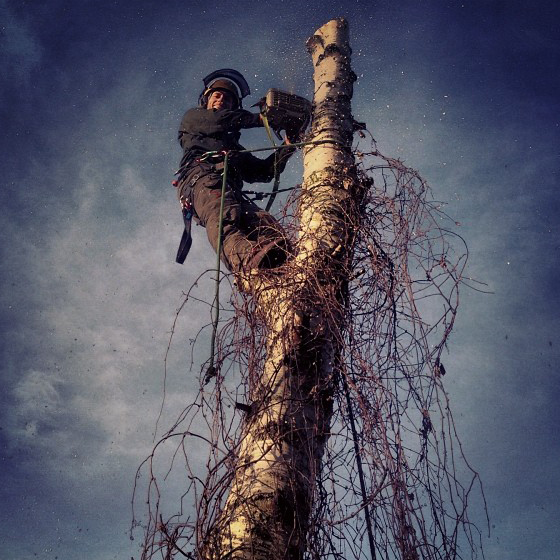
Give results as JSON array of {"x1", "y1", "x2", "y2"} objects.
[{"x1": 178, "y1": 107, "x2": 293, "y2": 185}]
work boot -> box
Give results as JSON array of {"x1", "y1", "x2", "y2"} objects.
[{"x1": 247, "y1": 238, "x2": 289, "y2": 270}]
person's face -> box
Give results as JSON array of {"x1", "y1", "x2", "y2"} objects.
[{"x1": 206, "y1": 89, "x2": 235, "y2": 111}]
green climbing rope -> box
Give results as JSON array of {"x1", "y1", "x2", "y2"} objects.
[
  {"x1": 260, "y1": 113, "x2": 281, "y2": 212},
  {"x1": 205, "y1": 151, "x2": 229, "y2": 385}
]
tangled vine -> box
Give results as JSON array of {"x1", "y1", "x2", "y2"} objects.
[{"x1": 131, "y1": 135, "x2": 488, "y2": 560}]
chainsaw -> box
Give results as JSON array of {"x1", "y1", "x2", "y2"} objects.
[{"x1": 255, "y1": 89, "x2": 312, "y2": 142}]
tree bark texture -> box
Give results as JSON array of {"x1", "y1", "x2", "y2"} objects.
[{"x1": 201, "y1": 18, "x2": 363, "y2": 560}]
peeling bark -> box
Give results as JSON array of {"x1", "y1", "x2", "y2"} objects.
[{"x1": 201, "y1": 18, "x2": 364, "y2": 560}]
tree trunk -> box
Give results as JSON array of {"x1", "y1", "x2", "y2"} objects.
[{"x1": 201, "y1": 18, "x2": 362, "y2": 560}]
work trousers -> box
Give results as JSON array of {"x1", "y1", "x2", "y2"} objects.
[{"x1": 179, "y1": 165, "x2": 287, "y2": 272}]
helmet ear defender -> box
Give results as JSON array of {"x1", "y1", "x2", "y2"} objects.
[{"x1": 198, "y1": 69, "x2": 251, "y2": 109}]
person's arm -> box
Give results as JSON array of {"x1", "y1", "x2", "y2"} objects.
[
  {"x1": 237, "y1": 141, "x2": 296, "y2": 184},
  {"x1": 179, "y1": 107, "x2": 262, "y2": 137}
]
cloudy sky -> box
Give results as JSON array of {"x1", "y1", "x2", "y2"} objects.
[{"x1": 1, "y1": 0, "x2": 559, "y2": 559}]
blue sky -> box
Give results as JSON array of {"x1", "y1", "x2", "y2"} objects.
[{"x1": 1, "y1": 1, "x2": 559, "y2": 559}]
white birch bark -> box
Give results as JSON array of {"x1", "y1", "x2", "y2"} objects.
[{"x1": 202, "y1": 18, "x2": 362, "y2": 560}]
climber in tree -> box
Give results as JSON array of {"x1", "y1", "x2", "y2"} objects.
[{"x1": 174, "y1": 69, "x2": 296, "y2": 272}]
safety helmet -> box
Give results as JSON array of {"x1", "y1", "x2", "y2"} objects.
[
  {"x1": 198, "y1": 69, "x2": 251, "y2": 109},
  {"x1": 202, "y1": 79, "x2": 241, "y2": 108}
]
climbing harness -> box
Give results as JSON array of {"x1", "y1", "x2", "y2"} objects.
[{"x1": 173, "y1": 152, "x2": 228, "y2": 264}]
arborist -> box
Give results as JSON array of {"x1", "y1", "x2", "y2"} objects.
[{"x1": 174, "y1": 69, "x2": 301, "y2": 273}]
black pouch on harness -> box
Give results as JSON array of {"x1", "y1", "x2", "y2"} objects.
[
  {"x1": 174, "y1": 163, "x2": 206, "y2": 265},
  {"x1": 176, "y1": 197, "x2": 194, "y2": 264}
]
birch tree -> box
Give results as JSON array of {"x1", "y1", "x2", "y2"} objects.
[
  {"x1": 201, "y1": 17, "x2": 364, "y2": 560},
  {"x1": 135, "y1": 17, "x2": 487, "y2": 560}
]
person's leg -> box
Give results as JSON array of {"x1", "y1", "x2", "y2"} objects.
[
  {"x1": 192, "y1": 179, "x2": 289, "y2": 272},
  {"x1": 235, "y1": 198, "x2": 290, "y2": 269},
  {"x1": 191, "y1": 181, "x2": 252, "y2": 271}
]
